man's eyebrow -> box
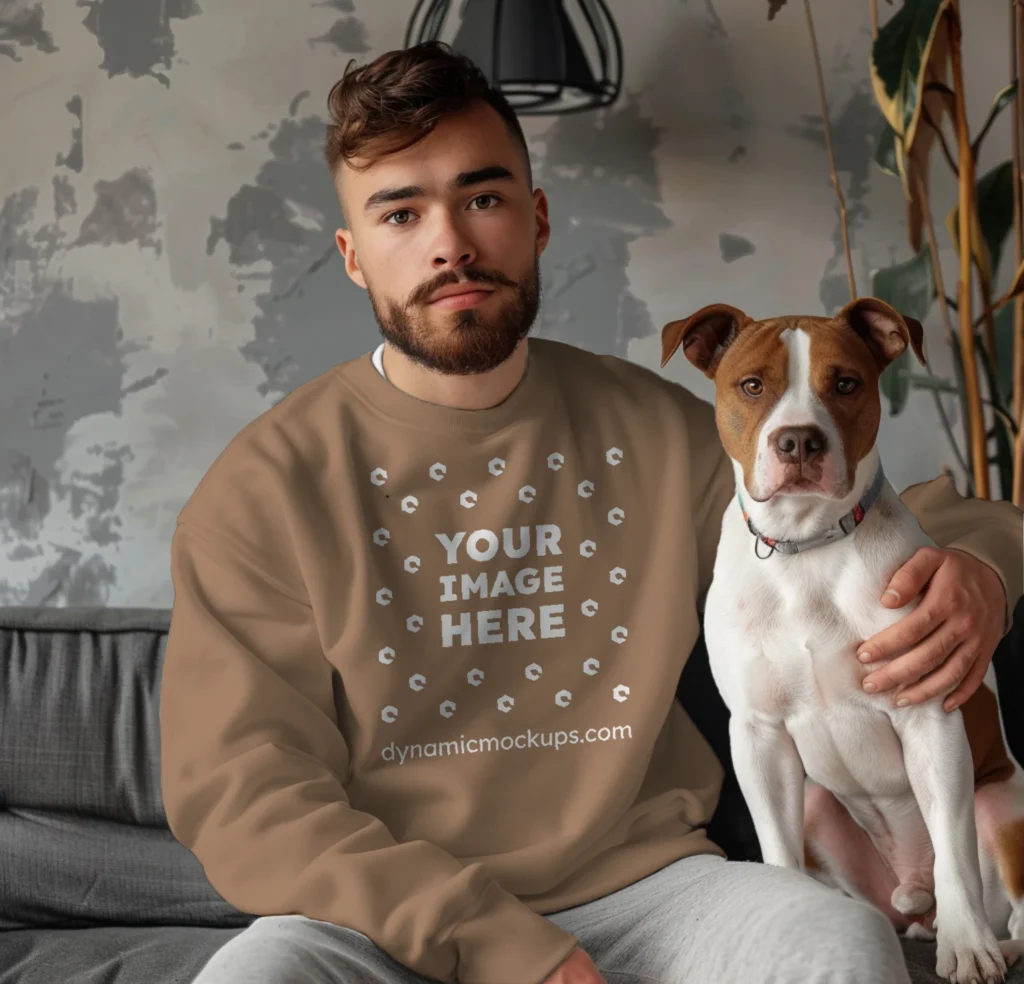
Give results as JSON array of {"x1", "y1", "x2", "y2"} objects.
[
  {"x1": 363, "y1": 184, "x2": 425, "y2": 212},
  {"x1": 363, "y1": 165, "x2": 516, "y2": 212},
  {"x1": 453, "y1": 165, "x2": 515, "y2": 188}
]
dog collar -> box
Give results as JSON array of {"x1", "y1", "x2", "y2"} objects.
[{"x1": 736, "y1": 464, "x2": 886, "y2": 559}]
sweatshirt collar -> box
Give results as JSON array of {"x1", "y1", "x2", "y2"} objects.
[{"x1": 333, "y1": 338, "x2": 554, "y2": 437}]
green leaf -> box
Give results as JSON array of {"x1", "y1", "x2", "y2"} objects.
[
  {"x1": 872, "y1": 244, "x2": 937, "y2": 415},
  {"x1": 872, "y1": 243, "x2": 937, "y2": 322},
  {"x1": 994, "y1": 302, "x2": 1015, "y2": 406},
  {"x1": 945, "y1": 160, "x2": 1014, "y2": 292},
  {"x1": 977, "y1": 162, "x2": 1015, "y2": 287},
  {"x1": 875, "y1": 121, "x2": 900, "y2": 177},
  {"x1": 880, "y1": 350, "x2": 913, "y2": 416},
  {"x1": 972, "y1": 81, "x2": 1019, "y2": 159},
  {"x1": 870, "y1": 0, "x2": 951, "y2": 145}
]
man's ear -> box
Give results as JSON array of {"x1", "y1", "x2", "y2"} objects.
[
  {"x1": 336, "y1": 228, "x2": 367, "y2": 289},
  {"x1": 836, "y1": 296, "x2": 926, "y2": 369},
  {"x1": 661, "y1": 303, "x2": 752, "y2": 378}
]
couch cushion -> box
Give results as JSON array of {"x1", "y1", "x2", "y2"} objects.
[
  {"x1": 0, "y1": 607, "x2": 170, "y2": 825},
  {"x1": 0, "y1": 925, "x2": 1018, "y2": 984},
  {"x1": 0, "y1": 808, "x2": 253, "y2": 930},
  {"x1": 0, "y1": 925, "x2": 245, "y2": 984}
]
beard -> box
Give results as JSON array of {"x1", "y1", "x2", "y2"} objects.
[{"x1": 366, "y1": 255, "x2": 541, "y2": 376}]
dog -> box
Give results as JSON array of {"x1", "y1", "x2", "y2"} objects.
[{"x1": 661, "y1": 295, "x2": 1024, "y2": 983}]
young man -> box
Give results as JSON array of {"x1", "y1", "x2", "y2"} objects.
[{"x1": 162, "y1": 42, "x2": 1022, "y2": 984}]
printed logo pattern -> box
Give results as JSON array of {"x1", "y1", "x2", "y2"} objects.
[{"x1": 370, "y1": 450, "x2": 630, "y2": 727}]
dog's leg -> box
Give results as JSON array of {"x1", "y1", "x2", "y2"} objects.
[
  {"x1": 804, "y1": 782, "x2": 907, "y2": 921},
  {"x1": 730, "y1": 714, "x2": 805, "y2": 869},
  {"x1": 976, "y1": 775, "x2": 1024, "y2": 944},
  {"x1": 893, "y1": 705, "x2": 1007, "y2": 982},
  {"x1": 874, "y1": 796, "x2": 937, "y2": 929},
  {"x1": 804, "y1": 782, "x2": 943, "y2": 938}
]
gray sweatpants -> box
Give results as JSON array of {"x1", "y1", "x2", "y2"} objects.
[{"x1": 192, "y1": 854, "x2": 913, "y2": 983}]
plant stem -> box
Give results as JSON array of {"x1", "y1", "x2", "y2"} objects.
[
  {"x1": 1013, "y1": 0, "x2": 1024, "y2": 504},
  {"x1": 976, "y1": 338, "x2": 1018, "y2": 437},
  {"x1": 805, "y1": 0, "x2": 856, "y2": 300},
  {"x1": 929, "y1": 391, "x2": 973, "y2": 479},
  {"x1": 977, "y1": 265, "x2": 999, "y2": 370},
  {"x1": 948, "y1": 2, "x2": 990, "y2": 497},
  {"x1": 922, "y1": 105, "x2": 960, "y2": 177},
  {"x1": 875, "y1": 0, "x2": 969, "y2": 485},
  {"x1": 945, "y1": 335, "x2": 978, "y2": 496},
  {"x1": 912, "y1": 161, "x2": 973, "y2": 476},
  {"x1": 977, "y1": 339, "x2": 1016, "y2": 495}
]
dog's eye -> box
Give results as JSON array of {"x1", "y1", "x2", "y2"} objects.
[
  {"x1": 740, "y1": 378, "x2": 763, "y2": 397},
  {"x1": 836, "y1": 376, "x2": 860, "y2": 395}
]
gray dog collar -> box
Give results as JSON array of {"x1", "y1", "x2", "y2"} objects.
[{"x1": 736, "y1": 464, "x2": 886, "y2": 559}]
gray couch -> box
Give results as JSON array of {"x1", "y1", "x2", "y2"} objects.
[{"x1": 1, "y1": 603, "x2": 1022, "y2": 984}]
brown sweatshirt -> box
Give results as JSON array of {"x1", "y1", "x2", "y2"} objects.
[{"x1": 160, "y1": 338, "x2": 1023, "y2": 984}]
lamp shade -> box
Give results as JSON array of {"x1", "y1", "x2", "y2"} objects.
[{"x1": 405, "y1": 0, "x2": 623, "y2": 115}]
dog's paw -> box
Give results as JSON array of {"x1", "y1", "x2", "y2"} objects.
[
  {"x1": 905, "y1": 922, "x2": 936, "y2": 942},
  {"x1": 892, "y1": 883, "x2": 935, "y2": 916},
  {"x1": 1009, "y1": 907, "x2": 1024, "y2": 942},
  {"x1": 999, "y1": 940, "x2": 1024, "y2": 969},
  {"x1": 936, "y1": 922, "x2": 1007, "y2": 983}
]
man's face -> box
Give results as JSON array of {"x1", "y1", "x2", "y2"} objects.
[{"x1": 334, "y1": 101, "x2": 551, "y2": 375}]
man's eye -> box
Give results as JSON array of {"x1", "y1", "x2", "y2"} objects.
[
  {"x1": 470, "y1": 194, "x2": 499, "y2": 209},
  {"x1": 385, "y1": 210, "x2": 414, "y2": 225}
]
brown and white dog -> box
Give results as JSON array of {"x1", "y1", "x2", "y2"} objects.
[{"x1": 662, "y1": 296, "x2": 1024, "y2": 983}]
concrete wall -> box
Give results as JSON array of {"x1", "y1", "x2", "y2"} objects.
[{"x1": 1, "y1": 0, "x2": 1016, "y2": 606}]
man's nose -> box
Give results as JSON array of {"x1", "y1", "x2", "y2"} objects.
[
  {"x1": 431, "y1": 214, "x2": 477, "y2": 269},
  {"x1": 771, "y1": 425, "x2": 828, "y2": 464}
]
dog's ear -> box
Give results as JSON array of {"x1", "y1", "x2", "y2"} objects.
[
  {"x1": 661, "y1": 303, "x2": 753, "y2": 378},
  {"x1": 836, "y1": 296, "x2": 926, "y2": 369}
]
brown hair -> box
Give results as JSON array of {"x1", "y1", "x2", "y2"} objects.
[{"x1": 323, "y1": 41, "x2": 532, "y2": 185}]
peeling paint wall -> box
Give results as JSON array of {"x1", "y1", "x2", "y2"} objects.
[{"x1": 0, "y1": 1, "x2": 1014, "y2": 606}]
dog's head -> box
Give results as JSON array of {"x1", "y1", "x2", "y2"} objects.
[{"x1": 661, "y1": 297, "x2": 925, "y2": 503}]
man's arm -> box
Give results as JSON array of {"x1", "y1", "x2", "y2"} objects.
[
  {"x1": 899, "y1": 473, "x2": 1024, "y2": 635},
  {"x1": 679, "y1": 389, "x2": 736, "y2": 607},
  {"x1": 853, "y1": 473, "x2": 1022, "y2": 711},
  {"x1": 160, "y1": 520, "x2": 578, "y2": 984}
]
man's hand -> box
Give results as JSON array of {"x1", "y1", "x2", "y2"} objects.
[
  {"x1": 856, "y1": 546, "x2": 1005, "y2": 713},
  {"x1": 542, "y1": 947, "x2": 607, "y2": 984}
]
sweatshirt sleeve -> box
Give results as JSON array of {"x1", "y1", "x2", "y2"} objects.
[
  {"x1": 899, "y1": 473, "x2": 1024, "y2": 636},
  {"x1": 160, "y1": 521, "x2": 579, "y2": 984},
  {"x1": 680, "y1": 389, "x2": 736, "y2": 607}
]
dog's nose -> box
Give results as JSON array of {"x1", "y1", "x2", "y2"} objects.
[{"x1": 774, "y1": 426, "x2": 827, "y2": 463}]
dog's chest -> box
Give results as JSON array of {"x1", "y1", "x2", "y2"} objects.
[
  {"x1": 705, "y1": 495, "x2": 933, "y2": 796},
  {"x1": 728, "y1": 552, "x2": 877, "y2": 711},
  {"x1": 706, "y1": 492, "x2": 929, "y2": 720}
]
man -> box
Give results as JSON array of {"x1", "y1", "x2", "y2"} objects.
[{"x1": 162, "y1": 41, "x2": 1023, "y2": 984}]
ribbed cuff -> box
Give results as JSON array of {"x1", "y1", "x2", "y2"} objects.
[
  {"x1": 450, "y1": 880, "x2": 580, "y2": 984},
  {"x1": 947, "y1": 520, "x2": 1024, "y2": 637}
]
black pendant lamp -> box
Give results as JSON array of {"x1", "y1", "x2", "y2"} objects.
[{"x1": 405, "y1": 0, "x2": 623, "y2": 115}]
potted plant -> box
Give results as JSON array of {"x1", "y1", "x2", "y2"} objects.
[{"x1": 771, "y1": 0, "x2": 1024, "y2": 503}]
